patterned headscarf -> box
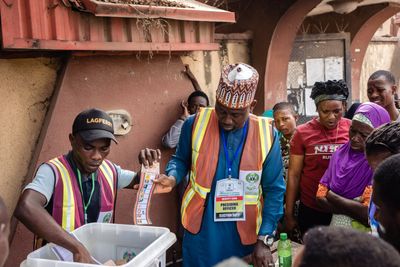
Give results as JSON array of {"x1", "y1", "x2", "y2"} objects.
[
  {"x1": 320, "y1": 102, "x2": 391, "y2": 199},
  {"x1": 216, "y1": 63, "x2": 259, "y2": 109},
  {"x1": 314, "y1": 94, "x2": 347, "y2": 105}
]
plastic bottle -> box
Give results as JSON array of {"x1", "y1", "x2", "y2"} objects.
[{"x1": 277, "y1": 233, "x2": 292, "y2": 267}]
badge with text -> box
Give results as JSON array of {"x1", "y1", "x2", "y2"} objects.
[
  {"x1": 214, "y1": 178, "x2": 246, "y2": 222},
  {"x1": 239, "y1": 170, "x2": 262, "y2": 196}
]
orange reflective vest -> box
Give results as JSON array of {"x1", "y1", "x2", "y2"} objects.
[{"x1": 181, "y1": 108, "x2": 273, "y2": 245}]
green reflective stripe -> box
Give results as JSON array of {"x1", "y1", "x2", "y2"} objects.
[
  {"x1": 189, "y1": 108, "x2": 213, "y2": 200},
  {"x1": 245, "y1": 185, "x2": 260, "y2": 205},
  {"x1": 193, "y1": 108, "x2": 212, "y2": 151},
  {"x1": 187, "y1": 173, "x2": 210, "y2": 199},
  {"x1": 256, "y1": 198, "x2": 263, "y2": 233},
  {"x1": 191, "y1": 108, "x2": 213, "y2": 185},
  {"x1": 193, "y1": 182, "x2": 210, "y2": 199},
  {"x1": 190, "y1": 152, "x2": 199, "y2": 180},
  {"x1": 181, "y1": 188, "x2": 195, "y2": 218},
  {"x1": 245, "y1": 195, "x2": 258, "y2": 205},
  {"x1": 99, "y1": 162, "x2": 115, "y2": 197},
  {"x1": 50, "y1": 159, "x2": 75, "y2": 232},
  {"x1": 189, "y1": 171, "x2": 197, "y2": 194},
  {"x1": 260, "y1": 118, "x2": 269, "y2": 161}
]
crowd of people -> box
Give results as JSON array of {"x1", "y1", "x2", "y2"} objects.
[{"x1": 0, "y1": 64, "x2": 400, "y2": 267}]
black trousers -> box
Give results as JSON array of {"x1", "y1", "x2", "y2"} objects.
[{"x1": 298, "y1": 202, "x2": 332, "y2": 236}]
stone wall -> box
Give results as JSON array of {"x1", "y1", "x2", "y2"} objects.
[{"x1": 0, "y1": 58, "x2": 60, "y2": 217}]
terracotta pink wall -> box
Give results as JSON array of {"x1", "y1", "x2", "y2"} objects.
[{"x1": 8, "y1": 54, "x2": 192, "y2": 266}]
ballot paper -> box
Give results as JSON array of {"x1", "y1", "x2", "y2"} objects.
[
  {"x1": 50, "y1": 243, "x2": 74, "y2": 262},
  {"x1": 133, "y1": 162, "x2": 160, "y2": 225},
  {"x1": 51, "y1": 242, "x2": 130, "y2": 265},
  {"x1": 50, "y1": 233, "x2": 101, "y2": 264}
]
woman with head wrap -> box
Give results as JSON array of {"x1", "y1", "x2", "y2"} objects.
[
  {"x1": 316, "y1": 102, "x2": 391, "y2": 230},
  {"x1": 285, "y1": 80, "x2": 351, "y2": 237},
  {"x1": 345, "y1": 102, "x2": 361, "y2": 120},
  {"x1": 364, "y1": 122, "x2": 400, "y2": 238}
]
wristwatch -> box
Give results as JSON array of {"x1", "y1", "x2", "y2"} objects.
[{"x1": 257, "y1": 235, "x2": 274, "y2": 247}]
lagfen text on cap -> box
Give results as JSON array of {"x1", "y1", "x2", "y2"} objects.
[{"x1": 72, "y1": 108, "x2": 118, "y2": 143}]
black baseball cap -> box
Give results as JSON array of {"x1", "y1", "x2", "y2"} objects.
[{"x1": 72, "y1": 108, "x2": 118, "y2": 143}]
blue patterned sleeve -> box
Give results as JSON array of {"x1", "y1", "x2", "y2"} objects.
[
  {"x1": 259, "y1": 128, "x2": 286, "y2": 236},
  {"x1": 165, "y1": 115, "x2": 195, "y2": 184}
]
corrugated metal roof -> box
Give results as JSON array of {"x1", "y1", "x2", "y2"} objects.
[
  {"x1": 66, "y1": 0, "x2": 236, "y2": 22},
  {"x1": 308, "y1": 0, "x2": 400, "y2": 16},
  {"x1": 0, "y1": 0, "x2": 235, "y2": 51}
]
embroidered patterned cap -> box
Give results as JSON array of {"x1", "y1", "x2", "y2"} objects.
[{"x1": 216, "y1": 63, "x2": 259, "y2": 109}]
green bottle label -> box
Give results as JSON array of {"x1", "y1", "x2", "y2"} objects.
[{"x1": 279, "y1": 255, "x2": 292, "y2": 267}]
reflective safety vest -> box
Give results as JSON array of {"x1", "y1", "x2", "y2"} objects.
[
  {"x1": 181, "y1": 108, "x2": 274, "y2": 245},
  {"x1": 47, "y1": 155, "x2": 117, "y2": 232}
]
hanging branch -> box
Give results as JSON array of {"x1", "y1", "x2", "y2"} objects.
[
  {"x1": 204, "y1": 0, "x2": 228, "y2": 9},
  {"x1": 96, "y1": 0, "x2": 188, "y2": 8}
]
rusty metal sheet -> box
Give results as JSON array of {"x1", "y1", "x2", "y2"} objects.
[
  {"x1": 79, "y1": 0, "x2": 236, "y2": 22},
  {"x1": 0, "y1": 0, "x2": 233, "y2": 51}
]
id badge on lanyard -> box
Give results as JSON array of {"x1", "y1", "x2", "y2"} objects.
[{"x1": 214, "y1": 178, "x2": 246, "y2": 222}]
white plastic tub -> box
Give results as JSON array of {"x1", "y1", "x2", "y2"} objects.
[{"x1": 21, "y1": 223, "x2": 176, "y2": 267}]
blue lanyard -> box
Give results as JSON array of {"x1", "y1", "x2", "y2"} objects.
[{"x1": 221, "y1": 120, "x2": 248, "y2": 178}]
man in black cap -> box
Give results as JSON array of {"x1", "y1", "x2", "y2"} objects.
[{"x1": 15, "y1": 108, "x2": 160, "y2": 263}]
